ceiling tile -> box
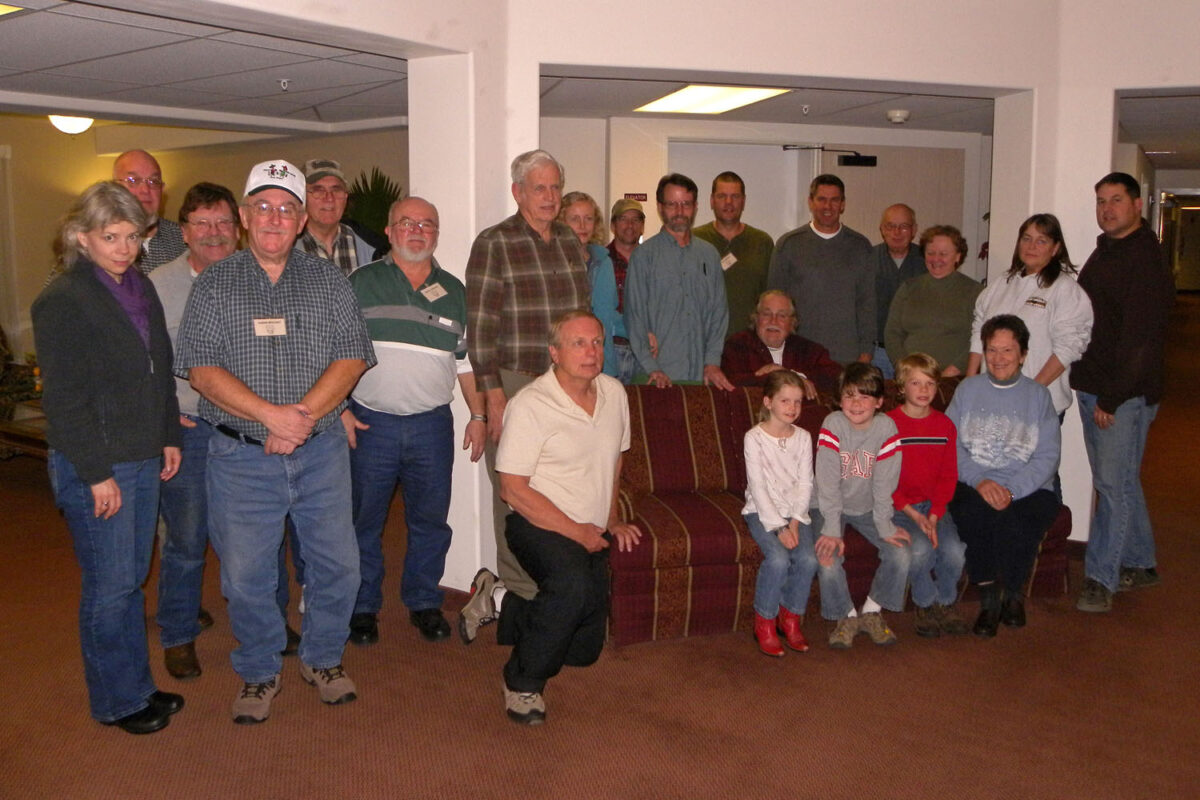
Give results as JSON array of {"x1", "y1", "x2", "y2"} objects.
[
  {"x1": 332, "y1": 53, "x2": 407, "y2": 73},
  {"x1": 0, "y1": 10, "x2": 191, "y2": 71},
  {"x1": 51, "y1": 38, "x2": 316, "y2": 84},
  {"x1": 320, "y1": 80, "x2": 407, "y2": 106},
  {"x1": 169, "y1": 57, "x2": 400, "y2": 98},
  {"x1": 96, "y1": 84, "x2": 242, "y2": 108},
  {"x1": 48, "y1": 3, "x2": 225, "y2": 36},
  {"x1": 211, "y1": 31, "x2": 356, "y2": 59},
  {"x1": 251, "y1": 81, "x2": 395, "y2": 108},
  {"x1": 0, "y1": 70, "x2": 139, "y2": 96}
]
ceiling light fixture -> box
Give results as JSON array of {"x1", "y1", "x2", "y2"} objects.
[
  {"x1": 0, "y1": 4, "x2": 25, "y2": 17},
  {"x1": 48, "y1": 115, "x2": 94, "y2": 135},
  {"x1": 635, "y1": 85, "x2": 790, "y2": 115},
  {"x1": 886, "y1": 109, "x2": 910, "y2": 124}
]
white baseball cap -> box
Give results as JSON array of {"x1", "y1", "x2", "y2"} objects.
[{"x1": 244, "y1": 160, "x2": 306, "y2": 205}]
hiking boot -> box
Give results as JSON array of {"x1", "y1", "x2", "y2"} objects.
[
  {"x1": 1077, "y1": 578, "x2": 1113, "y2": 613},
  {"x1": 859, "y1": 612, "x2": 898, "y2": 645},
  {"x1": 232, "y1": 675, "x2": 281, "y2": 725},
  {"x1": 459, "y1": 568, "x2": 501, "y2": 644},
  {"x1": 164, "y1": 642, "x2": 201, "y2": 680},
  {"x1": 503, "y1": 683, "x2": 546, "y2": 725},
  {"x1": 937, "y1": 603, "x2": 970, "y2": 636},
  {"x1": 299, "y1": 662, "x2": 357, "y2": 705},
  {"x1": 828, "y1": 616, "x2": 858, "y2": 649},
  {"x1": 914, "y1": 605, "x2": 942, "y2": 638},
  {"x1": 1118, "y1": 567, "x2": 1161, "y2": 592}
]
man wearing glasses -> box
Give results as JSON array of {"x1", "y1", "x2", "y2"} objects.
[
  {"x1": 176, "y1": 160, "x2": 375, "y2": 725},
  {"x1": 625, "y1": 172, "x2": 734, "y2": 389},
  {"x1": 340, "y1": 197, "x2": 487, "y2": 646},
  {"x1": 869, "y1": 204, "x2": 925, "y2": 378},
  {"x1": 148, "y1": 182, "x2": 240, "y2": 682},
  {"x1": 296, "y1": 158, "x2": 379, "y2": 275},
  {"x1": 112, "y1": 149, "x2": 186, "y2": 274}
]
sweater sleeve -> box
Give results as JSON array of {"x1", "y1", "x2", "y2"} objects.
[
  {"x1": 872, "y1": 425, "x2": 901, "y2": 538},
  {"x1": 1047, "y1": 277, "x2": 1094, "y2": 368},
  {"x1": 855, "y1": 243, "x2": 876, "y2": 357},
  {"x1": 1003, "y1": 386, "x2": 1060, "y2": 499},
  {"x1": 930, "y1": 415, "x2": 958, "y2": 519},
  {"x1": 815, "y1": 418, "x2": 846, "y2": 538},
  {"x1": 787, "y1": 431, "x2": 814, "y2": 526},
  {"x1": 884, "y1": 281, "x2": 909, "y2": 367}
]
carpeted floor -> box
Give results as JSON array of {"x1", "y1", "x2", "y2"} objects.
[{"x1": 2, "y1": 297, "x2": 1198, "y2": 799}]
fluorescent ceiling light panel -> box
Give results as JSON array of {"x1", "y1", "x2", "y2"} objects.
[{"x1": 635, "y1": 85, "x2": 790, "y2": 114}]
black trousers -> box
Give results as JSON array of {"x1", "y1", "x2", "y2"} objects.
[
  {"x1": 497, "y1": 513, "x2": 610, "y2": 693},
  {"x1": 949, "y1": 482, "x2": 1059, "y2": 594}
]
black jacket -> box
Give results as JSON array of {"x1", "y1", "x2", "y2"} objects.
[{"x1": 32, "y1": 260, "x2": 181, "y2": 483}]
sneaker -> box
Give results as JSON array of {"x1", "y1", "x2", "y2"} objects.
[
  {"x1": 913, "y1": 605, "x2": 942, "y2": 638},
  {"x1": 503, "y1": 683, "x2": 546, "y2": 725},
  {"x1": 937, "y1": 603, "x2": 970, "y2": 636},
  {"x1": 232, "y1": 675, "x2": 281, "y2": 725},
  {"x1": 828, "y1": 616, "x2": 858, "y2": 649},
  {"x1": 299, "y1": 662, "x2": 357, "y2": 705},
  {"x1": 1118, "y1": 567, "x2": 1161, "y2": 592},
  {"x1": 1076, "y1": 578, "x2": 1113, "y2": 613},
  {"x1": 459, "y1": 568, "x2": 501, "y2": 644},
  {"x1": 859, "y1": 611, "x2": 898, "y2": 645}
]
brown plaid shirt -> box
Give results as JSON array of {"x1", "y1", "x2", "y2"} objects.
[
  {"x1": 466, "y1": 213, "x2": 589, "y2": 392},
  {"x1": 298, "y1": 224, "x2": 359, "y2": 276}
]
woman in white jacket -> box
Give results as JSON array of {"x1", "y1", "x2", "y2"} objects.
[{"x1": 967, "y1": 213, "x2": 1094, "y2": 415}]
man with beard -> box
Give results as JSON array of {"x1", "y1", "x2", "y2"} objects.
[
  {"x1": 341, "y1": 197, "x2": 487, "y2": 646},
  {"x1": 149, "y1": 182, "x2": 240, "y2": 680},
  {"x1": 720, "y1": 289, "x2": 842, "y2": 397},
  {"x1": 624, "y1": 173, "x2": 734, "y2": 389}
]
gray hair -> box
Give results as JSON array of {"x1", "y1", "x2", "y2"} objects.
[
  {"x1": 59, "y1": 181, "x2": 148, "y2": 269},
  {"x1": 511, "y1": 149, "x2": 565, "y2": 186}
]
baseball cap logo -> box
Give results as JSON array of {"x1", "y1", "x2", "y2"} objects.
[{"x1": 266, "y1": 163, "x2": 296, "y2": 180}]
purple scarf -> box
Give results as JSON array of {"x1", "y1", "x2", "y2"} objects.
[{"x1": 92, "y1": 261, "x2": 152, "y2": 348}]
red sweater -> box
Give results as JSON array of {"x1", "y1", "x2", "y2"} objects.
[{"x1": 886, "y1": 407, "x2": 957, "y2": 519}]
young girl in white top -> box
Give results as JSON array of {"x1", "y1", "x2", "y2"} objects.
[{"x1": 742, "y1": 370, "x2": 815, "y2": 656}]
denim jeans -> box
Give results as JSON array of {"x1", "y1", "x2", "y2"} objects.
[
  {"x1": 497, "y1": 513, "x2": 610, "y2": 694},
  {"x1": 838, "y1": 510, "x2": 914, "y2": 611},
  {"x1": 871, "y1": 345, "x2": 895, "y2": 380},
  {"x1": 350, "y1": 400, "x2": 454, "y2": 614},
  {"x1": 950, "y1": 482, "x2": 1059, "y2": 593},
  {"x1": 612, "y1": 341, "x2": 639, "y2": 385},
  {"x1": 276, "y1": 517, "x2": 305, "y2": 621},
  {"x1": 1077, "y1": 392, "x2": 1158, "y2": 592},
  {"x1": 206, "y1": 424, "x2": 359, "y2": 682},
  {"x1": 49, "y1": 451, "x2": 161, "y2": 723},
  {"x1": 156, "y1": 417, "x2": 212, "y2": 648},
  {"x1": 799, "y1": 510, "x2": 854, "y2": 619},
  {"x1": 894, "y1": 501, "x2": 965, "y2": 608},
  {"x1": 744, "y1": 513, "x2": 819, "y2": 617}
]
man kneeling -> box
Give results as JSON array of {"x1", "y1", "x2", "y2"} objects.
[{"x1": 459, "y1": 310, "x2": 641, "y2": 725}]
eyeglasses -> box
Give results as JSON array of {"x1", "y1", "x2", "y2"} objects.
[
  {"x1": 308, "y1": 186, "x2": 348, "y2": 200},
  {"x1": 119, "y1": 176, "x2": 164, "y2": 190},
  {"x1": 186, "y1": 217, "x2": 236, "y2": 230},
  {"x1": 883, "y1": 223, "x2": 914, "y2": 232},
  {"x1": 245, "y1": 200, "x2": 301, "y2": 219},
  {"x1": 391, "y1": 218, "x2": 439, "y2": 233},
  {"x1": 756, "y1": 310, "x2": 794, "y2": 321}
]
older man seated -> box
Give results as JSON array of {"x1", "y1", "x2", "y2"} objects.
[{"x1": 720, "y1": 289, "x2": 842, "y2": 397}]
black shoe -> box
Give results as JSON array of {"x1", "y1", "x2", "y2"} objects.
[
  {"x1": 348, "y1": 613, "x2": 379, "y2": 646},
  {"x1": 164, "y1": 642, "x2": 201, "y2": 680},
  {"x1": 103, "y1": 703, "x2": 171, "y2": 735},
  {"x1": 281, "y1": 624, "x2": 301, "y2": 656},
  {"x1": 197, "y1": 608, "x2": 214, "y2": 630},
  {"x1": 973, "y1": 606, "x2": 1000, "y2": 638},
  {"x1": 410, "y1": 608, "x2": 451, "y2": 642},
  {"x1": 148, "y1": 690, "x2": 185, "y2": 717},
  {"x1": 1000, "y1": 595, "x2": 1026, "y2": 628}
]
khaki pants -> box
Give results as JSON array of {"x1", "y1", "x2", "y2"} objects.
[{"x1": 484, "y1": 368, "x2": 538, "y2": 599}]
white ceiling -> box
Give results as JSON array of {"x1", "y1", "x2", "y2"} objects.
[{"x1": 1, "y1": 2, "x2": 1197, "y2": 168}]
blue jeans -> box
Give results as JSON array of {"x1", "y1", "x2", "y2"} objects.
[
  {"x1": 350, "y1": 400, "x2": 454, "y2": 614},
  {"x1": 48, "y1": 451, "x2": 161, "y2": 723},
  {"x1": 156, "y1": 417, "x2": 213, "y2": 648},
  {"x1": 1078, "y1": 392, "x2": 1159, "y2": 592},
  {"x1": 744, "y1": 513, "x2": 819, "y2": 617},
  {"x1": 871, "y1": 345, "x2": 895, "y2": 380},
  {"x1": 206, "y1": 425, "x2": 359, "y2": 682},
  {"x1": 612, "y1": 341, "x2": 639, "y2": 385},
  {"x1": 895, "y1": 502, "x2": 965, "y2": 608},
  {"x1": 798, "y1": 511, "x2": 854, "y2": 620},
  {"x1": 811, "y1": 509, "x2": 912, "y2": 613}
]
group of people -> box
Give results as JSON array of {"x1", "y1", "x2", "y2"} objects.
[{"x1": 32, "y1": 140, "x2": 1170, "y2": 734}]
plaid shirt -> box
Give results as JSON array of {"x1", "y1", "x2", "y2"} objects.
[
  {"x1": 175, "y1": 248, "x2": 376, "y2": 440},
  {"x1": 465, "y1": 213, "x2": 589, "y2": 391},
  {"x1": 298, "y1": 224, "x2": 359, "y2": 276},
  {"x1": 137, "y1": 218, "x2": 186, "y2": 275}
]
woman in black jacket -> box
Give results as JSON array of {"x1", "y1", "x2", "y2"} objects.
[{"x1": 32, "y1": 181, "x2": 183, "y2": 734}]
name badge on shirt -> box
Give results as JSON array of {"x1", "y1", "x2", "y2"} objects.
[
  {"x1": 720, "y1": 252, "x2": 738, "y2": 271},
  {"x1": 254, "y1": 317, "x2": 288, "y2": 336},
  {"x1": 420, "y1": 283, "x2": 448, "y2": 302}
]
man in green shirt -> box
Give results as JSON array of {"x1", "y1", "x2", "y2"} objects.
[{"x1": 693, "y1": 171, "x2": 774, "y2": 340}]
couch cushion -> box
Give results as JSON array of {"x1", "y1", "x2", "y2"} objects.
[
  {"x1": 624, "y1": 385, "x2": 743, "y2": 496},
  {"x1": 614, "y1": 490, "x2": 761, "y2": 571}
]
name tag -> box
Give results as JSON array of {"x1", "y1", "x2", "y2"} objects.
[
  {"x1": 421, "y1": 282, "x2": 448, "y2": 302},
  {"x1": 720, "y1": 252, "x2": 738, "y2": 271},
  {"x1": 254, "y1": 317, "x2": 288, "y2": 336}
]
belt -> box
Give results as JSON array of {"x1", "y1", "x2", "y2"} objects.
[{"x1": 215, "y1": 424, "x2": 265, "y2": 447}]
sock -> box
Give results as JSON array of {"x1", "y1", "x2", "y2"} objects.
[
  {"x1": 846, "y1": 608, "x2": 858, "y2": 618},
  {"x1": 862, "y1": 596, "x2": 882, "y2": 615}
]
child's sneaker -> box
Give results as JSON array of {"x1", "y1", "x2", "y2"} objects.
[
  {"x1": 859, "y1": 612, "x2": 898, "y2": 645},
  {"x1": 828, "y1": 616, "x2": 858, "y2": 649}
]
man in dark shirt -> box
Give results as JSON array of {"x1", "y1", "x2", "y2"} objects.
[{"x1": 721, "y1": 289, "x2": 842, "y2": 398}]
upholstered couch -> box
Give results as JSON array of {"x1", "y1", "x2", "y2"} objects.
[{"x1": 608, "y1": 381, "x2": 1072, "y2": 646}]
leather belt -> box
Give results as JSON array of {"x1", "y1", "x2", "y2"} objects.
[{"x1": 215, "y1": 424, "x2": 265, "y2": 447}]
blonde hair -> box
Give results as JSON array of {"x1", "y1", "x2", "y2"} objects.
[
  {"x1": 895, "y1": 352, "x2": 941, "y2": 387},
  {"x1": 59, "y1": 181, "x2": 148, "y2": 269},
  {"x1": 758, "y1": 370, "x2": 806, "y2": 423},
  {"x1": 559, "y1": 191, "x2": 608, "y2": 244}
]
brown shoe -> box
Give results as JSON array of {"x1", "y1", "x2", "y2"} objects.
[{"x1": 164, "y1": 642, "x2": 201, "y2": 680}]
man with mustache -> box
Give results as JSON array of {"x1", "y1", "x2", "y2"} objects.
[
  {"x1": 149, "y1": 182, "x2": 240, "y2": 680},
  {"x1": 625, "y1": 172, "x2": 734, "y2": 389}
]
